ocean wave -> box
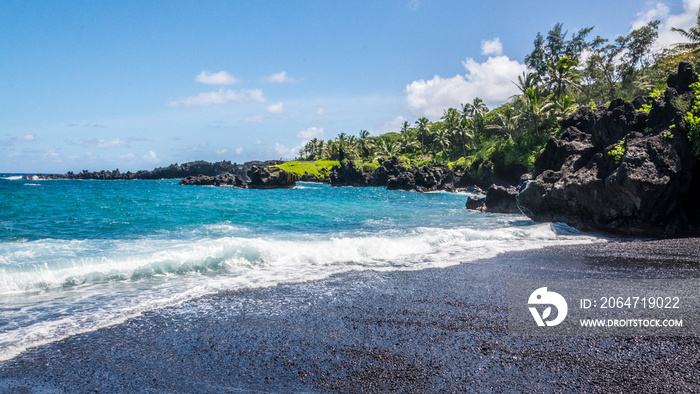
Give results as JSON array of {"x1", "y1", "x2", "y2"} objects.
[
  {"x1": 0, "y1": 224, "x2": 602, "y2": 296},
  {"x1": 0, "y1": 222, "x2": 605, "y2": 363}
]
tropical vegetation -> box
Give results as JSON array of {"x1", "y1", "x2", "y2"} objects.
[{"x1": 295, "y1": 9, "x2": 700, "y2": 178}]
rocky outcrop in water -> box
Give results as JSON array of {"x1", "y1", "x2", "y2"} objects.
[
  {"x1": 179, "y1": 173, "x2": 247, "y2": 187},
  {"x1": 517, "y1": 62, "x2": 700, "y2": 237},
  {"x1": 247, "y1": 166, "x2": 297, "y2": 189},
  {"x1": 466, "y1": 185, "x2": 520, "y2": 214},
  {"x1": 178, "y1": 166, "x2": 296, "y2": 189},
  {"x1": 27, "y1": 160, "x2": 285, "y2": 181}
]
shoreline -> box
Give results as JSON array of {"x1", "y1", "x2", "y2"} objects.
[{"x1": 1, "y1": 239, "x2": 699, "y2": 392}]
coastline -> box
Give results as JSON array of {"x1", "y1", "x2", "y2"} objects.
[{"x1": 1, "y1": 238, "x2": 698, "y2": 392}]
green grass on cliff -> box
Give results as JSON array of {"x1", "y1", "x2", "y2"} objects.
[{"x1": 271, "y1": 160, "x2": 340, "y2": 179}]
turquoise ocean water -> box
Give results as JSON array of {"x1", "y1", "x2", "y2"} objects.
[{"x1": 0, "y1": 176, "x2": 603, "y2": 361}]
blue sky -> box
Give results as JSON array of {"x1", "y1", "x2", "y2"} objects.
[{"x1": 1, "y1": 0, "x2": 698, "y2": 173}]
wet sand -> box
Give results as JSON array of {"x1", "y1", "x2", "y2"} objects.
[{"x1": 1, "y1": 238, "x2": 699, "y2": 392}]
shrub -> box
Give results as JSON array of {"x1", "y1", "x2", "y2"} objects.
[
  {"x1": 684, "y1": 81, "x2": 700, "y2": 157},
  {"x1": 397, "y1": 155, "x2": 412, "y2": 169},
  {"x1": 448, "y1": 156, "x2": 471, "y2": 172},
  {"x1": 361, "y1": 161, "x2": 380, "y2": 173},
  {"x1": 415, "y1": 158, "x2": 434, "y2": 168},
  {"x1": 607, "y1": 138, "x2": 626, "y2": 164}
]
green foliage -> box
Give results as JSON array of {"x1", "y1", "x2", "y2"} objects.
[
  {"x1": 271, "y1": 160, "x2": 340, "y2": 179},
  {"x1": 607, "y1": 138, "x2": 626, "y2": 164},
  {"x1": 292, "y1": 15, "x2": 699, "y2": 177},
  {"x1": 649, "y1": 83, "x2": 667, "y2": 98},
  {"x1": 397, "y1": 155, "x2": 412, "y2": 169},
  {"x1": 361, "y1": 161, "x2": 380, "y2": 173},
  {"x1": 671, "y1": 96, "x2": 691, "y2": 113},
  {"x1": 447, "y1": 157, "x2": 471, "y2": 171},
  {"x1": 414, "y1": 158, "x2": 434, "y2": 168},
  {"x1": 588, "y1": 99, "x2": 598, "y2": 111},
  {"x1": 684, "y1": 81, "x2": 700, "y2": 157},
  {"x1": 644, "y1": 126, "x2": 653, "y2": 133}
]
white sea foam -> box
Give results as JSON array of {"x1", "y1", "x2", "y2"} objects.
[
  {"x1": 1, "y1": 176, "x2": 23, "y2": 180},
  {"x1": 0, "y1": 223, "x2": 604, "y2": 362}
]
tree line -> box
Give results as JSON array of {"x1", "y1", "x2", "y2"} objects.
[{"x1": 297, "y1": 10, "x2": 700, "y2": 171}]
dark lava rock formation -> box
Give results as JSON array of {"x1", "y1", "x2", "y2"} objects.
[
  {"x1": 27, "y1": 160, "x2": 284, "y2": 181},
  {"x1": 247, "y1": 166, "x2": 297, "y2": 189},
  {"x1": 178, "y1": 173, "x2": 247, "y2": 187},
  {"x1": 330, "y1": 157, "x2": 464, "y2": 192},
  {"x1": 179, "y1": 166, "x2": 296, "y2": 189},
  {"x1": 517, "y1": 63, "x2": 700, "y2": 237},
  {"x1": 467, "y1": 186, "x2": 521, "y2": 214}
]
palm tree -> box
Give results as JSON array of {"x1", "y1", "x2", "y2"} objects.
[
  {"x1": 544, "y1": 56, "x2": 582, "y2": 100},
  {"x1": 415, "y1": 117, "x2": 430, "y2": 153},
  {"x1": 460, "y1": 102, "x2": 472, "y2": 120},
  {"x1": 358, "y1": 130, "x2": 374, "y2": 159},
  {"x1": 316, "y1": 140, "x2": 326, "y2": 159},
  {"x1": 486, "y1": 105, "x2": 521, "y2": 138},
  {"x1": 374, "y1": 140, "x2": 400, "y2": 159},
  {"x1": 672, "y1": 6, "x2": 700, "y2": 53},
  {"x1": 550, "y1": 94, "x2": 578, "y2": 120},
  {"x1": 399, "y1": 132, "x2": 420, "y2": 154},
  {"x1": 306, "y1": 137, "x2": 320, "y2": 159},
  {"x1": 346, "y1": 135, "x2": 360, "y2": 160},
  {"x1": 432, "y1": 128, "x2": 451, "y2": 160},
  {"x1": 512, "y1": 72, "x2": 540, "y2": 98},
  {"x1": 325, "y1": 139, "x2": 339, "y2": 160},
  {"x1": 461, "y1": 98, "x2": 488, "y2": 142},
  {"x1": 518, "y1": 85, "x2": 552, "y2": 136},
  {"x1": 400, "y1": 121, "x2": 411, "y2": 135},
  {"x1": 452, "y1": 118, "x2": 474, "y2": 158},
  {"x1": 441, "y1": 108, "x2": 460, "y2": 132},
  {"x1": 470, "y1": 98, "x2": 488, "y2": 117}
]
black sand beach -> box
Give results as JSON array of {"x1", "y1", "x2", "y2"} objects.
[{"x1": 1, "y1": 238, "x2": 699, "y2": 393}]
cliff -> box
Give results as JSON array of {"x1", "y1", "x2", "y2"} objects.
[{"x1": 517, "y1": 63, "x2": 700, "y2": 237}]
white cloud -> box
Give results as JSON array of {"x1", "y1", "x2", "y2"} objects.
[
  {"x1": 265, "y1": 71, "x2": 296, "y2": 83},
  {"x1": 296, "y1": 127, "x2": 325, "y2": 139},
  {"x1": 632, "y1": 2, "x2": 670, "y2": 30},
  {"x1": 276, "y1": 142, "x2": 304, "y2": 159},
  {"x1": 481, "y1": 37, "x2": 503, "y2": 56},
  {"x1": 372, "y1": 116, "x2": 408, "y2": 135},
  {"x1": 143, "y1": 150, "x2": 160, "y2": 163},
  {"x1": 316, "y1": 106, "x2": 325, "y2": 115},
  {"x1": 267, "y1": 102, "x2": 284, "y2": 113},
  {"x1": 13, "y1": 134, "x2": 35, "y2": 142},
  {"x1": 215, "y1": 148, "x2": 228, "y2": 155},
  {"x1": 235, "y1": 146, "x2": 244, "y2": 155},
  {"x1": 633, "y1": 0, "x2": 700, "y2": 51},
  {"x1": 406, "y1": 55, "x2": 529, "y2": 119},
  {"x1": 275, "y1": 143, "x2": 291, "y2": 155},
  {"x1": 254, "y1": 139, "x2": 262, "y2": 145},
  {"x1": 195, "y1": 71, "x2": 238, "y2": 85},
  {"x1": 168, "y1": 89, "x2": 265, "y2": 107}
]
